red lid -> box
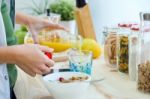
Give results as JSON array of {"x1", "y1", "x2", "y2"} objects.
[
  {"x1": 130, "y1": 25, "x2": 140, "y2": 31},
  {"x1": 118, "y1": 22, "x2": 138, "y2": 28},
  {"x1": 118, "y1": 23, "x2": 131, "y2": 28}
]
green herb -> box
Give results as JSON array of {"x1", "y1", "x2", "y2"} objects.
[{"x1": 50, "y1": 0, "x2": 75, "y2": 21}]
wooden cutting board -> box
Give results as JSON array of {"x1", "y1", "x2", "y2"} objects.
[{"x1": 75, "y1": 5, "x2": 97, "y2": 41}]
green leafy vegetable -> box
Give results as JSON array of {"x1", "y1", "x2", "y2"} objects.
[{"x1": 50, "y1": 0, "x2": 75, "y2": 21}]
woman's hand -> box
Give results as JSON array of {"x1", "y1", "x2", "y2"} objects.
[
  {"x1": 28, "y1": 18, "x2": 66, "y2": 44},
  {"x1": 16, "y1": 12, "x2": 67, "y2": 44},
  {"x1": 12, "y1": 44, "x2": 55, "y2": 77}
]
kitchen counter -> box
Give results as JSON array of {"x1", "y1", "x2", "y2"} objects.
[{"x1": 14, "y1": 56, "x2": 150, "y2": 99}]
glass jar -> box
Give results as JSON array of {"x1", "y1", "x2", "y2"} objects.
[
  {"x1": 117, "y1": 23, "x2": 131, "y2": 73},
  {"x1": 129, "y1": 25, "x2": 140, "y2": 81},
  {"x1": 138, "y1": 12, "x2": 150, "y2": 92},
  {"x1": 104, "y1": 27, "x2": 118, "y2": 68}
]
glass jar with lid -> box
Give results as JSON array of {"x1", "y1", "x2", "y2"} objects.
[
  {"x1": 117, "y1": 23, "x2": 131, "y2": 73},
  {"x1": 104, "y1": 27, "x2": 118, "y2": 68},
  {"x1": 129, "y1": 25, "x2": 140, "y2": 81},
  {"x1": 137, "y1": 12, "x2": 150, "y2": 92}
]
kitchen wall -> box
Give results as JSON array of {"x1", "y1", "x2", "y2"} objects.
[
  {"x1": 16, "y1": 0, "x2": 150, "y2": 43},
  {"x1": 88, "y1": 0, "x2": 150, "y2": 43}
]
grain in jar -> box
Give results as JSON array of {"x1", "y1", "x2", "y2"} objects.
[
  {"x1": 138, "y1": 12, "x2": 150, "y2": 92},
  {"x1": 117, "y1": 23, "x2": 131, "y2": 73},
  {"x1": 104, "y1": 27, "x2": 118, "y2": 68}
]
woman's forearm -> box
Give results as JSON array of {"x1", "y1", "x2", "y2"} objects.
[{"x1": 0, "y1": 46, "x2": 17, "y2": 64}]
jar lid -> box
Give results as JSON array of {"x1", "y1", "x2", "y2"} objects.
[
  {"x1": 143, "y1": 13, "x2": 150, "y2": 21},
  {"x1": 130, "y1": 25, "x2": 140, "y2": 31},
  {"x1": 118, "y1": 23, "x2": 132, "y2": 28}
]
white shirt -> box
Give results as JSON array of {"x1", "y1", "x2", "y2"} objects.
[{"x1": 0, "y1": 0, "x2": 10, "y2": 99}]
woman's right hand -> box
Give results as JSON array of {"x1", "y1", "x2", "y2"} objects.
[{"x1": 12, "y1": 44, "x2": 55, "y2": 77}]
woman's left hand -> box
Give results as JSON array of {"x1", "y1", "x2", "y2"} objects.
[
  {"x1": 28, "y1": 18, "x2": 66, "y2": 43},
  {"x1": 16, "y1": 12, "x2": 67, "y2": 43}
]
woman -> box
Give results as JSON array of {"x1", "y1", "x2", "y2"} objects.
[{"x1": 0, "y1": 0, "x2": 65, "y2": 99}]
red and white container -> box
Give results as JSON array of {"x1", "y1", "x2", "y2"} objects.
[{"x1": 129, "y1": 24, "x2": 140, "y2": 81}]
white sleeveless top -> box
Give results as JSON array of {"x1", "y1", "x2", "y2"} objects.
[{"x1": 0, "y1": 0, "x2": 10, "y2": 99}]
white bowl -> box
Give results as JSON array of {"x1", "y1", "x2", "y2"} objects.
[{"x1": 42, "y1": 72, "x2": 91, "y2": 99}]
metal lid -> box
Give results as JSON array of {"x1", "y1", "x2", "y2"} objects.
[{"x1": 143, "y1": 13, "x2": 150, "y2": 21}]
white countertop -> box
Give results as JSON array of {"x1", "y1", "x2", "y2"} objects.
[{"x1": 14, "y1": 56, "x2": 150, "y2": 99}]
